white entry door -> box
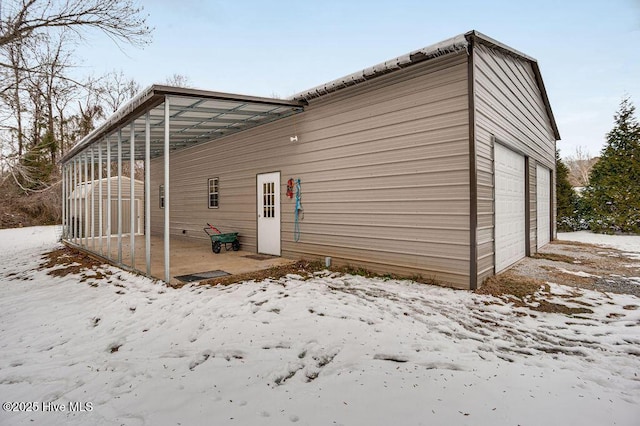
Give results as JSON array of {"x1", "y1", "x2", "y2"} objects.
[
  {"x1": 257, "y1": 172, "x2": 281, "y2": 255},
  {"x1": 536, "y1": 165, "x2": 551, "y2": 249},
  {"x1": 494, "y1": 144, "x2": 526, "y2": 272}
]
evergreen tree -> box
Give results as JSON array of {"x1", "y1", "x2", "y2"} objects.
[
  {"x1": 20, "y1": 138, "x2": 55, "y2": 191},
  {"x1": 556, "y1": 149, "x2": 579, "y2": 231},
  {"x1": 583, "y1": 97, "x2": 640, "y2": 234}
]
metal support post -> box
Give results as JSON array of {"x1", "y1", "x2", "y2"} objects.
[
  {"x1": 164, "y1": 98, "x2": 171, "y2": 282},
  {"x1": 145, "y1": 113, "x2": 151, "y2": 276},
  {"x1": 98, "y1": 142, "x2": 103, "y2": 255},
  {"x1": 90, "y1": 147, "x2": 95, "y2": 251},
  {"x1": 106, "y1": 140, "x2": 111, "y2": 259},
  {"x1": 130, "y1": 124, "x2": 136, "y2": 269},
  {"x1": 84, "y1": 152, "x2": 89, "y2": 247},
  {"x1": 117, "y1": 129, "x2": 123, "y2": 264}
]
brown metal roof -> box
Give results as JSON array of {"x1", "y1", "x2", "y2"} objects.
[
  {"x1": 291, "y1": 34, "x2": 470, "y2": 102},
  {"x1": 291, "y1": 30, "x2": 560, "y2": 141},
  {"x1": 63, "y1": 30, "x2": 559, "y2": 164}
]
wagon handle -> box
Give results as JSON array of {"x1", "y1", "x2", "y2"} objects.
[{"x1": 204, "y1": 223, "x2": 222, "y2": 237}]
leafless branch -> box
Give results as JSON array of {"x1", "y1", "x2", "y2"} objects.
[
  {"x1": 0, "y1": 0, "x2": 152, "y2": 48},
  {"x1": 566, "y1": 146, "x2": 598, "y2": 187}
]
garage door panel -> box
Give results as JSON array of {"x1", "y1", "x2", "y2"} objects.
[
  {"x1": 495, "y1": 144, "x2": 526, "y2": 272},
  {"x1": 536, "y1": 165, "x2": 550, "y2": 249}
]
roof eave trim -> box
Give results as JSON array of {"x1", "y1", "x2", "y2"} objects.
[
  {"x1": 291, "y1": 34, "x2": 469, "y2": 102},
  {"x1": 151, "y1": 85, "x2": 307, "y2": 107},
  {"x1": 61, "y1": 85, "x2": 306, "y2": 164},
  {"x1": 61, "y1": 85, "x2": 160, "y2": 164}
]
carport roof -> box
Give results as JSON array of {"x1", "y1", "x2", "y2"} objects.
[{"x1": 62, "y1": 86, "x2": 305, "y2": 163}]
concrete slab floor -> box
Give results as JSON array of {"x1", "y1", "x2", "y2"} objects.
[{"x1": 67, "y1": 234, "x2": 293, "y2": 285}]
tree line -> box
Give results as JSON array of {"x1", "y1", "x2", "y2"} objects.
[
  {"x1": 0, "y1": 1, "x2": 191, "y2": 228},
  {"x1": 0, "y1": 0, "x2": 153, "y2": 190},
  {"x1": 557, "y1": 97, "x2": 640, "y2": 234}
]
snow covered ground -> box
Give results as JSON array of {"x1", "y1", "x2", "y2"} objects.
[
  {"x1": 559, "y1": 230, "x2": 640, "y2": 260},
  {"x1": 1, "y1": 227, "x2": 639, "y2": 426}
]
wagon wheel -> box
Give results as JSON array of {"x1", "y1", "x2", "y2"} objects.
[
  {"x1": 232, "y1": 239, "x2": 240, "y2": 251},
  {"x1": 212, "y1": 241, "x2": 221, "y2": 254}
]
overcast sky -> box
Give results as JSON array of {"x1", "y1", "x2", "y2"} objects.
[{"x1": 74, "y1": 0, "x2": 640, "y2": 159}]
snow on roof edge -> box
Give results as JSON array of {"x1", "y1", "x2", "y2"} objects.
[{"x1": 291, "y1": 34, "x2": 469, "y2": 102}]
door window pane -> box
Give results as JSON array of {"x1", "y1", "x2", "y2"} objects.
[{"x1": 263, "y1": 182, "x2": 275, "y2": 218}]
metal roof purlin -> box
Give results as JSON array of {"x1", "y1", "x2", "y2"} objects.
[
  {"x1": 193, "y1": 104, "x2": 287, "y2": 141},
  {"x1": 62, "y1": 87, "x2": 306, "y2": 163}
]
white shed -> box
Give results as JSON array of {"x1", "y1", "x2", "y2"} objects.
[{"x1": 70, "y1": 176, "x2": 144, "y2": 237}]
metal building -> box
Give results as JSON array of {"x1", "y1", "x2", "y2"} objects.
[{"x1": 60, "y1": 31, "x2": 559, "y2": 289}]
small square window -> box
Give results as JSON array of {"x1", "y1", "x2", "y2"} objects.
[
  {"x1": 159, "y1": 185, "x2": 164, "y2": 209},
  {"x1": 208, "y1": 178, "x2": 219, "y2": 208}
]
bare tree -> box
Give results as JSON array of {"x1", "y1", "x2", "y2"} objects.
[
  {"x1": 2, "y1": 41, "x2": 25, "y2": 156},
  {"x1": 566, "y1": 146, "x2": 598, "y2": 187},
  {"x1": 0, "y1": 0, "x2": 152, "y2": 195},
  {"x1": 96, "y1": 69, "x2": 140, "y2": 113},
  {"x1": 70, "y1": 94, "x2": 103, "y2": 141},
  {"x1": 165, "y1": 73, "x2": 191, "y2": 88},
  {"x1": 32, "y1": 31, "x2": 74, "y2": 163},
  {"x1": 0, "y1": 0, "x2": 151, "y2": 51}
]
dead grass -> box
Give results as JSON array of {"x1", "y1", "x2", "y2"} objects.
[
  {"x1": 540, "y1": 266, "x2": 596, "y2": 287},
  {"x1": 39, "y1": 246, "x2": 111, "y2": 282},
  {"x1": 191, "y1": 261, "x2": 441, "y2": 288},
  {"x1": 476, "y1": 271, "x2": 593, "y2": 315},
  {"x1": 533, "y1": 300, "x2": 593, "y2": 315},
  {"x1": 531, "y1": 252, "x2": 586, "y2": 264},
  {"x1": 477, "y1": 271, "x2": 548, "y2": 299},
  {"x1": 189, "y1": 260, "x2": 326, "y2": 288},
  {"x1": 331, "y1": 264, "x2": 439, "y2": 286}
]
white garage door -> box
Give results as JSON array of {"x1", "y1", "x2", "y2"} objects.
[
  {"x1": 536, "y1": 165, "x2": 551, "y2": 249},
  {"x1": 495, "y1": 144, "x2": 526, "y2": 272}
]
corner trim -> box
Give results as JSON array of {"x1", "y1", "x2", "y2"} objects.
[
  {"x1": 552, "y1": 141, "x2": 557, "y2": 241},
  {"x1": 524, "y1": 157, "x2": 531, "y2": 256},
  {"x1": 467, "y1": 37, "x2": 478, "y2": 290}
]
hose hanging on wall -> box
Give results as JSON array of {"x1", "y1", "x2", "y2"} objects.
[{"x1": 294, "y1": 178, "x2": 303, "y2": 242}]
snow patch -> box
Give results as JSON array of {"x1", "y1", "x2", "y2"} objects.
[
  {"x1": 0, "y1": 226, "x2": 639, "y2": 426},
  {"x1": 556, "y1": 268, "x2": 600, "y2": 278},
  {"x1": 559, "y1": 231, "x2": 640, "y2": 259}
]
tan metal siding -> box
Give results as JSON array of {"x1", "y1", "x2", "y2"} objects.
[
  {"x1": 474, "y1": 44, "x2": 557, "y2": 285},
  {"x1": 151, "y1": 52, "x2": 471, "y2": 288}
]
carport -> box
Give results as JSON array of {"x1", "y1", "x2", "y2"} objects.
[{"x1": 60, "y1": 86, "x2": 305, "y2": 282}]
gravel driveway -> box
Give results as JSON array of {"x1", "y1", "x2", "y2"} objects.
[{"x1": 507, "y1": 240, "x2": 640, "y2": 297}]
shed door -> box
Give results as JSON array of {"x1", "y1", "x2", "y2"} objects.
[
  {"x1": 257, "y1": 172, "x2": 281, "y2": 255},
  {"x1": 494, "y1": 144, "x2": 526, "y2": 272},
  {"x1": 103, "y1": 199, "x2": 140, "y2": 235},
  {"x1": 536, "y1": 165, "x2": 551, "y2": 249}
]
